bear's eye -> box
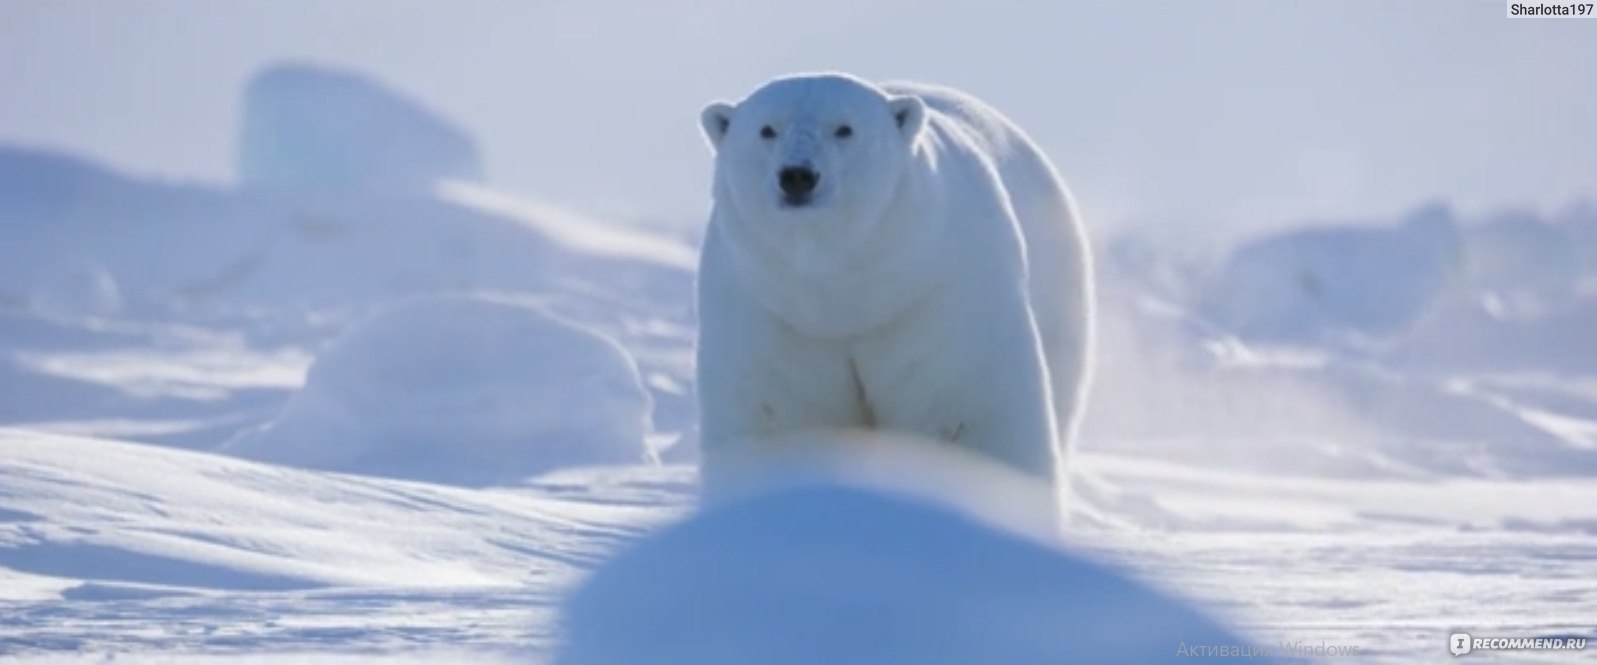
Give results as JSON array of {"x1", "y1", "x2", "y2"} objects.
[
  {"x1": 760, "y1": 125, "x2": 777, "y2": 139},
  {"x1": 834, "y1": 125, "x2": 853, "y2": 139}
]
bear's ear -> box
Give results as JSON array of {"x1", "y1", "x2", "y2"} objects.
[
  {"x1": 699, "y1": 101, "x2": 736, "y2": 151},
  {"x1": 888, "y1": 95, "x2": 926, "y2": 141}
]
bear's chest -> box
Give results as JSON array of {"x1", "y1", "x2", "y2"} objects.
[{"x1": 719, "y1": 219, "x2": 964, "y2": 339}]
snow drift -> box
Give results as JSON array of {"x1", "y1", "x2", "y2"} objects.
[
  {"x1": 0, "y1": 426, "x2": 690, "y2": 601},
  {"x1": 225, "y1": 295, "x2": 653, "y2": 484}
]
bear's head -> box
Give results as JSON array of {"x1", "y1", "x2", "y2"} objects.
[{"x1": 700, "y1": 74, "x2": 926, "y2": 228}]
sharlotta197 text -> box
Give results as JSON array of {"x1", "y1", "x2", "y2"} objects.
[{"x1": 1507, "y1": 2, "x2": 1596, "y2": 17}]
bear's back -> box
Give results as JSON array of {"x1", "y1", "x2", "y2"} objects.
[
  {"x1": 885, "y1": 81, "x2": 1094, "y2": 451},
  {"x1": 882, "y1": 82, "x2": 1025, "y2": 168}
]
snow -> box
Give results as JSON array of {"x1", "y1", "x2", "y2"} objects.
[
  {"x1": 4, "y1": 429, "x2": 1594, "y2": 662},
  {"x1": 0, "y1": 428, "x2": 691, "y2": 659},
  {"x1": 1, "y1": 62, "x2": 1595, "y2": 663},
  {"x1": 1195, "y1": 203, "x2": 1463, "y2": 342},
  {"x1": 224, "y1": 295, "x2": 653, "y2": 483},
  {"x1": 436, "y1": 181, "x2": 697, "y2": 271},
  {"x1": 237, "y1": 64, "x2": 484, "y2": 194},
  {"x1": 559, "y1": 473, "x2": 1249, "y2": 665},
  {"x1": 1460, "y1": 210, "x2": 1585, "y2": 318},
  {"x1": 0, "y1": 429, "x2": 685, "y2": 595}
]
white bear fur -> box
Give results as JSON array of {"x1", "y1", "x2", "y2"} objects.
[{"x1": 695, "y1": 73, "x2": 1092, "y2": 498}]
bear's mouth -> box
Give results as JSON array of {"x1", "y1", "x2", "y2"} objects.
[{"x1": 780, "y1": 193, "x2": 814, "y2": 208}]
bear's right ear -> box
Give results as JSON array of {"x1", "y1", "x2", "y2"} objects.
[{"x1": 699, "y1": 101, "x2": 735, "y2": 151}]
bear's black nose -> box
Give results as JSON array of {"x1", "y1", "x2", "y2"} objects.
[{"x1": 778, "y1": 166, "x2": 820, "y2": 199}]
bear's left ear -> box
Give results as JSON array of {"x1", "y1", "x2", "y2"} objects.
[
  {"x1": 888, "y1": 95, "x2": 926, "y2": 141},
  {"x1": 699, "y1": 101, "x2": 735, "y2": 151}
]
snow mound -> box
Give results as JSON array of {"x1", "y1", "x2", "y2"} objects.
[
  {"x1": 559, "y1": 464, "x2": 1253, "y2": 665},
  {"x1": 1197, "y1": 204, "x2": 1462, "y2": 342},
  {"x1": 226, "y1": 295, "x2": 652, "y2": 484},
  {"x1": 237, "y1": 63, "x2": 483, "y2": 193}
]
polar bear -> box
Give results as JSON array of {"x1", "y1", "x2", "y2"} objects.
[{"x1": 695, "y1": 73, "x2": 1092, "y2": 497}]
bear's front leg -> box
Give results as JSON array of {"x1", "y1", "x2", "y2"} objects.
[
  {"x1": 695, "y1": 237, "x2": 873, "y2": 492},
  {"x1": 851, "y1": 284, "x2": 1061, "y2": 486}
]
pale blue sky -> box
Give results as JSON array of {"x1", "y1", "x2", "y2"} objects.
[{"x1": 2, "y1": 1, "x2": 1593, "y2": 232}]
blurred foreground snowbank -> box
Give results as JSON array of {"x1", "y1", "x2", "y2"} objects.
[{"x1": 559, "y1": 439, "x2": 1260, "y2": 665}]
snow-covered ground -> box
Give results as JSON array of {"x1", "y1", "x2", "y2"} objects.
[{"x1": 2, "y1": 64, "x2": 1595, "y2": 663}]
